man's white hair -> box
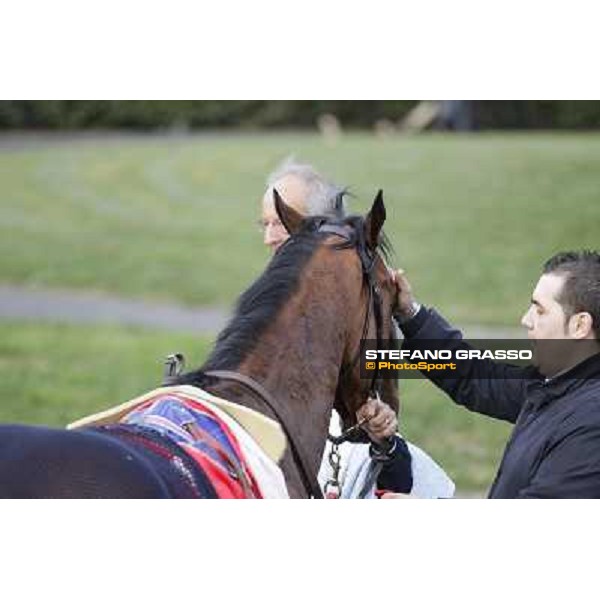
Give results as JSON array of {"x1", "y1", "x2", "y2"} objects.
[{"x1": 266, "y1": 157, "x2": 347, "y2": 217}]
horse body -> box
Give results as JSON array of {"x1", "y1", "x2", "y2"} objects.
[{"x1": 0, "y1": 192, "x2": 398, "y2": 499}]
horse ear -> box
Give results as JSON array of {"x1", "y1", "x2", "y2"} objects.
[
  {"x1": 273, "y1": 188, "x2": 304, "y2": 235},
  {"x1": 334, "y1": 191, "x2": 345, "y2": 217},
  {"x1": 364, "y1": 189, "x2": 386, "y2": 249}
]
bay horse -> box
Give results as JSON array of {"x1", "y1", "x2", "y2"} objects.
[{"x1": 0, "y1": 190, "x2": 399, "y2": 498}]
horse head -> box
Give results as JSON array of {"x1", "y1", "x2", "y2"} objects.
[{"x1": 272, "y1": 187, "x2": 400, "y2": 432}]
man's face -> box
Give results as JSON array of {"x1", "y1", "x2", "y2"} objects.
[
  {"x1": 521, "y1": 273, "x2": 571, "y2": 340},
  {"x1": 260, "y1": 175, "x2": 308, "y2": 253},
  {"x1": 521, "y1": 273, "x2": 576, "y2": 376}
]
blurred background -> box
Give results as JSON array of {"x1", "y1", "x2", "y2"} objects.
[{"x1": 1, "y1": 99, "x2": 599, "y2": 495}]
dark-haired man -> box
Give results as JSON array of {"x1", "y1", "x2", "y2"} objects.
[{"x1": 389, "y1": 251, "x2": 600, "y2": 498}]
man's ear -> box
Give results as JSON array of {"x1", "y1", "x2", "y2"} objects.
[
  {"x1": 570, "y1": 311, "x2": 595, "y2": 339},
  {"x1": 273, "y1": 188, "x2": 304, "y2": 235},
  {"x1": 364, "y1": 189, "x2": 386, "y2": 250}
]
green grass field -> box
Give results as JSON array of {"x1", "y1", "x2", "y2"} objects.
[
  {"x1": 1, "y1": 131, "x2": 598, "y2": 494},
  {"x1": 0, "y1": 320, "x2": 213, "y2": 427},
  {"x1": 2, "y1": 132, "x2": 599, "y2": 323}
]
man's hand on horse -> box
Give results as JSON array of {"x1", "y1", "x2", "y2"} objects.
[
  {"x1": 388, "y1": 268, "x2": 420, "y2": 322},
  {"x1": 356, "y1": 396, "x2": 397, "y2": 442}
]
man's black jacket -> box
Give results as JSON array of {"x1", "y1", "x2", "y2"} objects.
[{"x1": 398, "y1": 307, "x2": 600, "y2": 498}]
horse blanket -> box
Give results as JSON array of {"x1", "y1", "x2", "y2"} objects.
[{"x1": 69, "y1": 385, "x2": 289, "y2": 499}]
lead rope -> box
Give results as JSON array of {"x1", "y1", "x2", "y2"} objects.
[
  {"x1": 323, "y1": 443, "x2": 342, "y2": 499},
  {"x1": 324, "y1": 414, "x2": 371, "y2": 499},
  {"x1": 357, "y1": 436, "x2": 397, "y2": 499},
  {"x1": 325, "y1": 392, "x2": 398, "y2": 500},
  {"x1": 324, "y1": 406, "x2": 377, "y2": 499}
]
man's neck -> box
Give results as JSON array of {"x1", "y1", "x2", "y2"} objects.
[{"x1": 545, "y1": 340, "x2": 600, "y2": 381}]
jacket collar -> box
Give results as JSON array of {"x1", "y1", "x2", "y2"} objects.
[{"x1": 529, "y1": 351, "x2": 600, "y2": 405}]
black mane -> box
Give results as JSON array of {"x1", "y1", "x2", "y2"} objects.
[{"x1": 175, "y1": 213, "x2": 393, "y2": 386}]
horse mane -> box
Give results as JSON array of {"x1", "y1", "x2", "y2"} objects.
[{"x1": 175, "y1": 213, "x2": 393, "y2": 386}]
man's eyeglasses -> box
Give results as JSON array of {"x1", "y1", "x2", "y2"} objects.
[{"x1": 257, "y1": 218, "x2": 285, "y2": 232}]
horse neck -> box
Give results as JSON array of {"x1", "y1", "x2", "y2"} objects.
[
  {"x1": 226, "y1": 245, "x2": 362, "y2": 493},
  {"x1": 251, "y1": 250, "x2": 360, "y2": 456}
]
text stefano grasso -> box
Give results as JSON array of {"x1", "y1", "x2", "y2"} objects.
[{"x1": 364, "y1": 349, "x2": 533, "y2": 361}]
